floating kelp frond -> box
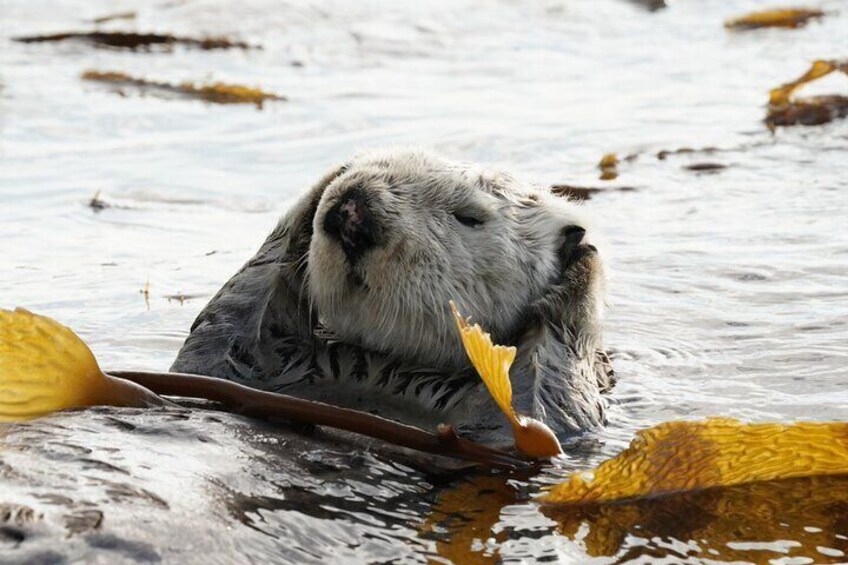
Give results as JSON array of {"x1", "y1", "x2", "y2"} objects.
[
  {"x1": 88, "y1": 11, "x2": 137, "y2": 25},
  {"x1": 542, "y1": 417, "x2": 848, "y2": 505},
  {"x1": 81, "y1": 70, "x2": 286, "y2": 109},
  {"x1": 683, "y1": 162, "x2": 727, "y2": 173},
  {"x1": 725, "y1": 8, "x2": 825, "y2": 30},
  {"x1": 656, "y1": 146, "x2": 719, "y2": 160},
  {"x1": 0, "y1": 308, "x2": 525, "y2": 469},
  {"x1": 597, "y1": 153, "x2": 618, "y2": 181},
  {"x1": 550, "y1": 184, "x2": 636, "y2": 201},
  {"x1": 14, "y1": 31, "x2": 256, "y2": 51},
  {"x1": 0, "y1": 308, "x2": 163, "y2": 421},
  {"x1": 766, "y1": 59, "x2": 848, "y2": 128},
  {"x1": 450, "y1": 301, "x2": 562, "y2": 458}
]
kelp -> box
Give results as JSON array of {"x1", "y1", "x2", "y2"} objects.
[
  {"x1": 656, "y1": 146, "x2": 719, "y2": 160},
  {"x1": 13, "y1": 31, "x2": 255, "y2": 51},
  {"x1": 627, "y1": 0, "x2": 667, "y2": 12},
  {"x1": 81, "y1": 70, "x2": 285, "y2": 109},
  {"x1": 725, "y1": 8, "x2": 824, "y2": 30},
  {"x1": 683, "y1": 162, "x2": 727, "y2": 173},
  {"x1": 89, "y1": 11, "x2": 137, "y2": 25},
  {"x1": 597, "y1": 153, "x2": 619, "y2": 180},
  {"x1": 550, "y1": 184, "x2": 636, "y2": 201},
  {"x1": 766, "y1": 59, "x2": 848, "y2": 128},
  {"x1": 0, "y1": 308, "x2": 163, "y2": 422},
  {"x1": 0, "y1": 308, "x2": 526, "y2": 469},
  {"x1": 88, "y1": 190, "x2": 109, "y2": 211},
  {"x1": 421, "y1": 472, "x2": 848, "y2": 563},
  {"x1": 543, "y1": 417, "x2": 848, "y2": 505},
  {"x1": 164, "y1": 292, "x2": 203, "y2": 304},
  {"x1": 451, "y1": 302, "x2": 562, "y2": 458},
  {"x1": 544, "y1": 474, "x2": 848, "y2": 561}
]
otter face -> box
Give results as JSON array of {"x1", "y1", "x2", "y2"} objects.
[{"x1": 308, "y1": 150, "x2": 602, "y2": 369}]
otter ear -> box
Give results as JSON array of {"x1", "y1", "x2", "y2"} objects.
[{"x1": 170, "y1": 162, "x2": 348, "y2": 380}]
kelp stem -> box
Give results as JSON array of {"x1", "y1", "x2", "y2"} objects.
[{"x1": 108, "y1": 370, "x2": 529, "y2": 471}]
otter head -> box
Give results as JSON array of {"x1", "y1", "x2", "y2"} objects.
[{"x1": 307, "y1": 149, "x2": 602, "y2": 369}]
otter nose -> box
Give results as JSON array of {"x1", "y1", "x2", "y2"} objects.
[
  {"x1": 323, "y1": 190, "x2": 376, "y2": 260},
  {"x1": 559, "y1": 225, "x2": 596, "y2": 267},
  {"x1": 563, "y1": 225, "x2": 586, "y2": 247}
]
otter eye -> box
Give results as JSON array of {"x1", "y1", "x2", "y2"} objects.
[{"x1": 454, "y1": 212, "x2": 484, "y2": 227}]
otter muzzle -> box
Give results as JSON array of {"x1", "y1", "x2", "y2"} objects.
[{"x1": 322, "y1": 188, "x2": 377, "y2": 262}]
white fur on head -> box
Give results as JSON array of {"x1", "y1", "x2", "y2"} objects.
[{"x1": 308, "y1": 149, "x2": 597, "y2": 369}]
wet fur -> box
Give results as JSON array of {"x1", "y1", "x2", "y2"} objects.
[{"x1": 171, "y1": 149, "x2": 613, "y2": 444}]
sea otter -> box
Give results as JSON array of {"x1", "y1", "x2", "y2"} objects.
[{"x1": 171, "y1": 149, "x2": 613, "y2": 446}]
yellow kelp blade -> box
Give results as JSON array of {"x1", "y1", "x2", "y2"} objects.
[
  {"x1": 769, "y1": 59, "x2": 848, "y2": 107},
  {"x1": 765, "y1": 59, "x2": 848, "y2": 128},
  {"x1": 543, "y1": 417, "x2": 848, "y2": 505},
  {"x1": 0, "y1": 308, "x2": 162, "y2": 421},
  {"x1": 450, "y1": 301, "x2": 517, "y2": 426},
  {"x1": 724, "y1": 8, "x2": 824, "y2": 30},
  {"x1": 450, "y1": 301, "x2": 562, "y2": 458}
]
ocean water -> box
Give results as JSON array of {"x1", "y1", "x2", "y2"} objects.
[{"x1": 1, "y1": 0, "x2": 847, "y2": 562}]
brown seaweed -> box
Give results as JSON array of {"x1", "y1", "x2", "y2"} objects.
[
  {"x1": 164, "y1": 292, "x2": 204, "y2": 304},
  {"x1": 725, "y1": 8, "x2": 824, "y2": 30},
  {"x1": 14, "y1": 31, "x2": 256, "y2": 51},
  {"x1": 88, "y1": 190, "x2": 109, "y2": 211},
  {"x1": 656, "y1": 146, "x2": 719, "y2": 160},
  {"x1": 626, "y1": 0, "x2": 667, "y2": 12},
  {"x1": 81, "y1": 70, "x2": 286, "y2": 109},
  {"x1": 88, "y1": 11, "x2": 137, "y2": 25},
  {"x1": 550, "y1": 184, "x2": 636, "y2": 201},
  {"x1": 597, "y1": 153, "x2": 619, "y2": 180},
  {"x1": 766, "y1": 59, "x2": 848, "y2": 129},
  {"x1": 684, "y1": 162, "x2": 727, "y2": 173}
]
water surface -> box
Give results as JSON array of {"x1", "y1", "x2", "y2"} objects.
[{"x1": 1, "y1": 0, "x2": 847, "y2": 562}]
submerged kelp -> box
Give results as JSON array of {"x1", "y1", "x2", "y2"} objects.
[
  {"x1": 81, "y1": 70, "x2": 285, "y2": 108},
  {"x1": 724, "y1": 7, "x2": 825, "y2": 30},
  {"x1": 766, "y1": 59, "x2": 848, "y2": 128},
  {"x1": 14, "y1": 31, "x2": 255, "y2": 51}
]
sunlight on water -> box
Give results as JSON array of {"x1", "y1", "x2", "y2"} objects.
[{"x1": 1, "y1": 0, "x2": 847, "y2": 562}]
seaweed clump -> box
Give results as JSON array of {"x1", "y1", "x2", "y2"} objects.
[
  {"x1": 766, "y1": 59, "x2": 848, "y2": 129},
  {"x1": 81, "y1": 70, "x2": 285, "y2": 109},
  {"x1": 550, "y1": 184, "x2": 636, "y2": 201},
  {"x1": 597, "y1": 153, "x2": 619, "y2": 180},
  {"x1": 724, "y1": 8, "x2": 824, "y2": 30},
  {"x1": 14, "y1": 31, "x2": 255, "y2": 51}
]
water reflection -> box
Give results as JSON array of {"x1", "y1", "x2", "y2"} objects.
[
  {"x1": 547, "y1": 475, "x2": 848, "y2": 563},
  {"x1": 424, "y1": 473, "x2": 848, "y2": 564}
]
